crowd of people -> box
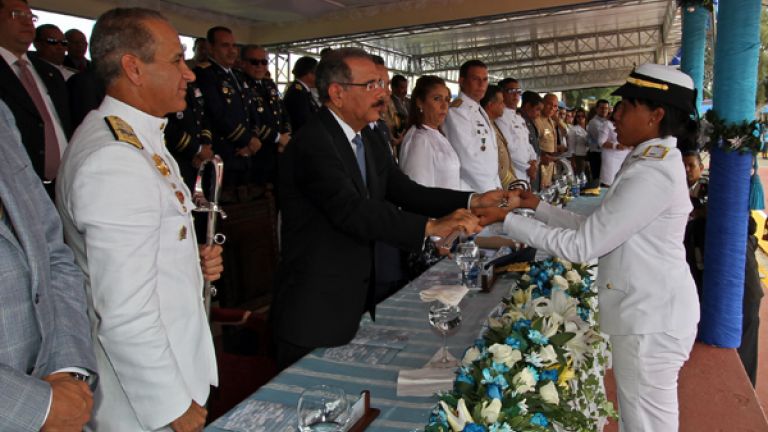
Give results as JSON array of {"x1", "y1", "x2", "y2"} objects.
[{"x1": 0, "y1": 0, "x2": 761, "y2": 431}]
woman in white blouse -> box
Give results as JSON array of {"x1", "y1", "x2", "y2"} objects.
[
  {"x1": 600, "y1": 101, "x2": 631, "y2": 186},
  {"x1": 398, "y1": 76, "x2": 462, "y2": 190},
  {"x1": 566, "y1": 108, "x2": 588, "y2": 177}
]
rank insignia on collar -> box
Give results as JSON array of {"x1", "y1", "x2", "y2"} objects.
[
  {"x1": 152, "y1": 154, "x2": 171, "y2": 176},
  {"x1": 641, "y1": 145, "x2": 669, "y2": 160},
  {"x1": 179, "y1": 225, "x2": 187, "y2": 241},
  {"x1": 104, "y1": 116, "x2": 143, "y2": 150}
]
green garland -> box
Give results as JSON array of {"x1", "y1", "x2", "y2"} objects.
[
  {"x1": 702, "y1": 110, "x2": 762, "y2": 155},
  {"x1": 676, "y1": 0, "x2": 714, "y2": 11}
]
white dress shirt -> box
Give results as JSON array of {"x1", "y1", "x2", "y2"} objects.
[
  {"x1": 567, "y1": 124, "x2": 588, "y2": 157},
  {"x1": 501, "y1": 136, "x2": 699, "y2": 336},
  {"x1": 496, "y1": 107, "x2": 536, "y2": 183},
  {"x1": 0, "y1": 47, "x2": 68, "y2": 158},
  {"x1": 443, "y1": 92, "x2": 501, "y2": 192},
  {"x1": 600, "y1": 124, "x2": 630, "y2": 186},
  {"x1": 399, "y1": 125, "x2": 462, "y2": 190},
  {"x1": 586, "y1": 115, "x2": 613, "y2": 153}
]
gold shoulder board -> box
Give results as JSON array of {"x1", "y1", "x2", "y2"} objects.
[
  {"x1": 294, "y1": 83, "x2": 303, "y2": 90},
  {"x1": 104, "y1": 116, "x2": 143, "y2": 150},
  {"x1": 641, "y1": 145, "x2": 669, "y2": 160},
  {"x1": 450, "y1": 98, "x2": 463, "y2": 108}
]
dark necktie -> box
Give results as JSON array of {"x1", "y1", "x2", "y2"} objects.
[
  {"x1": 16, "y1": 59, "x2": 59, "y2": 180},
  {"x1": 352, "y1": 134, "x2": 366, "y2": 186}
]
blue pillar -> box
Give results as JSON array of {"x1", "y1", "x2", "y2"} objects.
[
  {"x1": 679, "y1": 5, "x2": 708, "y2": 112},
  {"x1": 699, "y1": 0, "x2": 762, "y2": 347}
]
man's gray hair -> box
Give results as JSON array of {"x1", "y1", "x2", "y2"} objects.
[
  {"x1": 316, "y1": 47, "x2": 371, "y2": 103},
  {"x1": 90, "y1": 8, "x2": 167, "y2": 86}
]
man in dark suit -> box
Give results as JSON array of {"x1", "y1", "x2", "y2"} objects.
[
  {"x1": 62, "y1": 29, "x2": 90, "y2": 72},
  {"x1": 0, "y1": 0, "x2": 71, "y2": 194},
  {"x1": 0, "y1": 99, "x2": 96, "y2": 431},
  {"x1": 196, "y1": 26, "x2": 262, "y2": 191},
  {"x1": 272, "y1": 48, "x2": 506, "y2": 368},
  {"x1": 283, "y1": 56, "x2": 320, "y2": 133}
]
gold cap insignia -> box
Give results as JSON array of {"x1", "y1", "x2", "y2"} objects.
[
  {"x1": 179, "y1": 225, "x2": 187, "y2": 241},
  {"x1": 152, "y1": 154, "x2": 171, "y2": 176},
  {"x1": 104, "y1": 116, "x2": 143, "y2": 150}
]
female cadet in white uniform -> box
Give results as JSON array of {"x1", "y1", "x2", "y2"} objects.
[{"x1": 479, "y1": 64, "x2": 700, "y2": 432}]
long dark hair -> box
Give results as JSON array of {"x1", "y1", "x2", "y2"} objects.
[{"x1": 407, "y1": 75, "x2": 447, "y2": 129}]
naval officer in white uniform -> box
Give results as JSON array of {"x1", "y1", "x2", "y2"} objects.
[
  {"x1": 57, "y1": 8, "x2": 221, "y2": 431},
  {"x1": 442, "y1": 60, "x2": 501, "y2": 192},
  {"x1": 477, "y1": 64, "x2": 700, "y2": 432}
]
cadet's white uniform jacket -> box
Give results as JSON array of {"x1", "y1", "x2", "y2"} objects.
[
  {"x1": 56, "y1": 96, "x2": 217, "y2": 431},
  {"x1": 496, "y1": 107, "x2": 536, "y2": 183},
  {"x1": 503, "y1": 136, "x2": 700, "y2": 336},
  {"x1": 443, "y1": 92, "x2": 501, "y2": 192}
]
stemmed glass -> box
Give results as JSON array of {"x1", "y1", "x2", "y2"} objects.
[
  {"x1": 427, "y1": 301, "x2": 462, "y2": 367},
  {"x1": 297, "y1": 385, "x2": 350, "y2": 431},
  {"x1": 454, "y1": 241, "x2": 479, "y2": 287}
]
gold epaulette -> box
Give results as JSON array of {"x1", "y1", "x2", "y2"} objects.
[
  {"x1": 450, "y1": 98, "x2": 463, "y2": 108},
  {"x1": 104, "y1": 116, "x2": 143, "y2": 150},
  {"x1": 640, "y1": 145, "x2": 669, "y2": 160}
]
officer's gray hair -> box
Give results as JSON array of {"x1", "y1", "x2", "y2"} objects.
[
  {"x1": 90, "y1": 8, "x2": 167, "y2": 86},
  {"x1": 316, "y1": 47, "x2": 371, "y2": 104}
]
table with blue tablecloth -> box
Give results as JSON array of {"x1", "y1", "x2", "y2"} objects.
[{"x1": 207, "y1": 194, "x2": 605, "y2": 432}]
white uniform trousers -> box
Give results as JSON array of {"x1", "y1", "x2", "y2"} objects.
[{"x1": 611, "y1": 330, "x2": 696, "y2": 432}]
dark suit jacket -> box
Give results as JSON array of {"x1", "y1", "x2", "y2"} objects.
[
  {"x1": 66, "y1": 67, "x2": 105, "y2": 131},
  {"x1": 0, "y1": 55, "x2": 71, "y2": 180},
  {"x1": 272, "y1": 108, "x2": 470, "y2": 348},
  {"x1": 282, "y1": 80, "x2": 319, "y2": 133}
]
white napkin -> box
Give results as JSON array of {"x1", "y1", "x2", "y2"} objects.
[
  {"x1": 396, "y1": 365, "x2": 455, "y2": 397},
  {"x1": 418, "y1": 285, "x2": 469, "y2": 307}
]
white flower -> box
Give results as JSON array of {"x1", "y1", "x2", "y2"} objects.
[
  {"x1": 517, "y1": 398, "x2": 529, "y2": 415},
  {"x1": 461, "y1": 346, "x2": 481, "y2": 366},
  {"x1": 555, "y1": 258, "x2": 573, "y2": 270},
  {"x1": 540, "y1": 314, "x2": 564, "y2": 338},
  {"x1": 564, "y1": 328, "x2": 601, "y2": 367},
  {"x1": 551, "y1": 274, "x2": 569, "y2": 290},
  {"x1": 539, "y1": 381, "x2": 560, "y2": 405},
  {"x1": 440, "y1": 398, "x2": 474, "y2": 432},
  {"x1": 488, "y1": 343, "x2": 522, "y2": 368},
  {"x1": 537, "y1": 345, "x2": 558, "y2": 367},
  {"x1": 480, "y1": 398, "x2": 502, "y2": 423},
  {"x1": 565, "y1": 269, "x2": 581, "y2": 284},
  {"x1": 513, "y1": 368, "x2": 537, "y2": 393}
]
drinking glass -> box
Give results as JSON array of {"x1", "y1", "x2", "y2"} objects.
[
  {"x1": 454, "y1": 241, "x2": 479, "y2": 286},
  {"x1": 428, "y1": 301, "x2": 462, "y2": 367},
  {"x1": 297, "y1": 385, "x2": 350, "y2": 432}
]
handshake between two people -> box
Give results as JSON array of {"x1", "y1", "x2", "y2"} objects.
[{"x1": 425, "y1": 189, "x2": 542, "y2": 240}]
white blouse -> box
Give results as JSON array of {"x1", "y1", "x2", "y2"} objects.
[
  {"x1": 567, "y1": 124, "x2": 588, "y2": 157},
  {"x1": 399, "y1": 125, "x2": 462, "y2": 190}
]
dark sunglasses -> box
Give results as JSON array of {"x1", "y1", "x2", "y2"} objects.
[
  {"x1": 504, "y1": 88, "x2": 523, "y2": 94},
  {"x1": 247, "y1": 58, "x2": 268, "y2": 66},
  {"x1": 42, "y1": 38, "x2": 68, "y2": 47}
]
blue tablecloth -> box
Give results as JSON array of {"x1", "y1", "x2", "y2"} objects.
[{"x1": 207, "y1": 194, "x2": 605, "y2": 432}]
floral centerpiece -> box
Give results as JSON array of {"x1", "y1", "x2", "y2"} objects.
[{"x1": 425, "y1": 258, "x2": 617, "y2": 432}]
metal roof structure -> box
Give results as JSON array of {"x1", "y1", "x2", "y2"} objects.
[{"x1": 32, "y1": 0, "x2": 684, "y2": 91}]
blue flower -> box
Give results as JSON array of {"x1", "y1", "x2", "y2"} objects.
[
  {"x1": 526, "y1": 366, "x2": 540, "y2": 382},
  {"x1": 488, "y1": 423, "x2": 513, "y2": 432},
  {"x1": 530, "y1": 413, "x2": 549, "y2": 427},
  {"x1": 513, "y1": 319, "x2": 532, "y2": 332},
  {"x1": 474, "y1": 339, "x2": 487, "y2": 349},
  {"x1": 457, "y1": 372, "x2": 475, "y2": 385},
  {"x1": 463, "y1": 424, "x2": 486, "y2": 432},
  {"x1": 504, "y1": 336, "x2": 521, "y2": 349},
  {"x1": 529, "y1": 266, "x2": 540, "y2": 277},
  {"x1": 527, "y1": 329, "x2": 549, "y2": 345},
  {"x1": 492, "y1": 361, "x2": 510, "y2": 374},
  {"x1": 486, "y1": 383, "x2": 502, "y2": 399},
  {"x1": 482, "y1": 368, "x2": 509, "y2": 389},
  {"x1": 540, "y1": 369, "x2": 559, "y2": 381}
]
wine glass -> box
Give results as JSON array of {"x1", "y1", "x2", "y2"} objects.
[
  {"x1": 428, "y1": 301, "x2": 462, "y2": 367},
  {"x1": 297, "y1": 385, "x2": 350, "y2": 432},
  {"x1": 454, "y1": 241, "x2": 479, "y2": 286}
]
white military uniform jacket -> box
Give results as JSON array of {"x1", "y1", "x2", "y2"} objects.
[
  {"x1": 503, "y1": 136, "x2": 700, "y2": 336},
  {"x1": 496, "y1": 107, "x2": 536, "y2": 183},
  {"x1": 443, "y1": 92, "x2": 501, "y2": 192},
  {"x1": 56, "y1": 96, "x2": 217, "y2": 431}
]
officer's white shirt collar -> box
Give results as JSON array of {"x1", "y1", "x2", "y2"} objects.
[
  {"x1": 101, "y1": 96, "x2": 169, "y2": 151},
  {"x1": 328, "y1": 108, "x2": 360, "y2": 155}
]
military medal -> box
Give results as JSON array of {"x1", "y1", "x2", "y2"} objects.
[
  {"x1": 481, "y1": 138, "x2": 486, "y2": 151},
  {"x1": 152, "y1": 154, "x2": 171, "y2": 176},
  {"x1": 179, "y1": 225, "x2": 187, "y2": 241},
  {"x1": 175, "y1": 190, "x2": 185, "y2": 205}
]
